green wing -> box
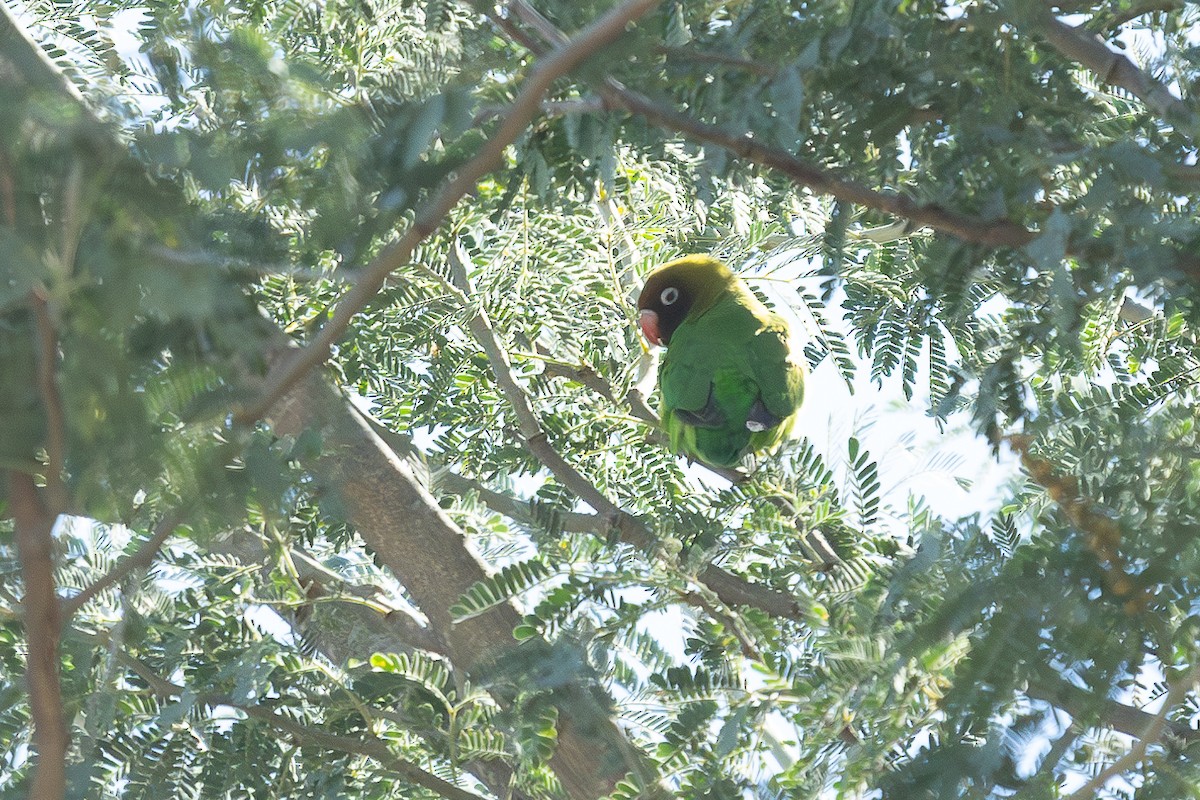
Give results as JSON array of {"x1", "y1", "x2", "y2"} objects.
[
  {"x1": 748, "y1": 314, "x2": 805, "y2": 423},
  {"x1": 658, "y1": 293, "x2": 804, "y2": 466}
]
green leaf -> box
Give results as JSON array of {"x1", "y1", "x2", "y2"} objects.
[{"x1": 450, "y1": 558, "x2": 553, "y2": 622}]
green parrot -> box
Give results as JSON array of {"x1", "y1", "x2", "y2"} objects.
[{"x1": 636, "y1": 255, "x2": 805, "y2": 468}]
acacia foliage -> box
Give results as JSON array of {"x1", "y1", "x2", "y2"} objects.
[{"x1": 2, "y1": 1, "x2": 1200, "y2": 798}]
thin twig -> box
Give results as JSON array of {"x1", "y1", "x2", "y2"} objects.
[
  {"x1": 285, "y1": 547, "x2": 448, "y2": 655},
  {"x1": 62, "y1": 512, "x2": 181, "y2": 617},
  {"x1": 31, "y1": 288, "x2": 69, "y2": 515},
  {"x1": 1017, "y1": 5, "x2": 1197, "y2": 129},
  {"x1": 446, "y1": 244, "x2": 657, "y2": 551},
  {"x1": 473, "y1": 97, "x2": 607, "y2": 125},
  {"x1": 9, "y1": 471, "x2": 67, "y2": 800},
  {"x1": 1064, "y1": 663, "x2": 1200, "y2": 800},
  {"x1": 507, "y1": 0, "x2": 569, "y2": 44},
  {"x1": 233, "y1": 0, "x2": 664, "y2": 425},
  {"x1": 679, "y1": 590, "x2": 762, "y2": 660}
]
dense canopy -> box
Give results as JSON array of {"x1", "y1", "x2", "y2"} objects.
[{"x1": 2, "y1": 1, "x2": 1200, "y2": 798}]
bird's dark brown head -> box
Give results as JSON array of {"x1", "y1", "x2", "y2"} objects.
[{"x1": 636, "y1": 255, "x2": 734, "y2": 346}]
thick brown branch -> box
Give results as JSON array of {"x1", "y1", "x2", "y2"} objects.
[
  {"x1": 234, "y1": 0, "x2": 665, "y2": 425},
  {"x1": 602, "y1": 81, "x2": 1035, "y2": 247},
  {"x1": 257, "y1": 335, "x2": 649, "y2": 799},
  {"x1": 30, "y1": 288, "x2": 68, "y2": 515},
  {"x1": 1165, "y1": 162, "x2": 1200, "y2": 182},
  {"x1": 62, "y1": 512, "x2": 180, "y2": 617},
  {"x1": 1019, "y1": 6, "x2": 1197, "y2": 128},
  {"x1": 497, "y1": 0, "x2": 1035, "y2": 248},
  {"x1": 9, "y1": 472, "x2": 67, "y2": 800}
]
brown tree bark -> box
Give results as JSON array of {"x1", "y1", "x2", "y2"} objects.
[
  {"x1": 9, "y1": 472, "x2": 66, "y2": 800},
  {"x1": 260, "y1": 343, "x2": 655, "y2": 799}
]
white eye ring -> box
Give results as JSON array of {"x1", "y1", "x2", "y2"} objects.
[{"x1": 660, "y1": 287, "x2": 680, "y2": 306}]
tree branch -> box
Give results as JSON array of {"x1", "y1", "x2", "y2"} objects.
[
  {"x1": 1026, "y1": 673, "x2": 1200, "y2": 744},
  {"x1": 1017, "y1": 4, "x2": 1198, "y2": 130},
  {"x1": 9, "y1": 471, "x2": 67, "y2": 800},
  {"x1": 104, "y1": 645, "x2": 489, "y2": 800},
  {"x1": 1011, "y1": 715, "x2": 1079, "y2": 799},
  {"x1": 256, "y1": 334, "x2": 654, "y2": 799},
  {"x1": 600, "y1": 81, "x2": 1036, "y2": 246},
  {"x1": 150, "y1": 244, "x2": 348, "y2": 284},
  {"x1": 495, "y1": 0, "x2": 1200, "y2": 282},
  {"x1": 446, "y1": 246, "x2": 650, "y2": 541},
  {"x1": 473, "y1": 97, "x2": 607, "y2": 125},
  {"x1": 1063, "y1": 662, "x2": 1200, "y2": 800},
  {"x1": 233, "y1": 0, "x2": 665, "y2": 425},
  {"x1": 61, "y1": 512, "x2": 181, "y2": 618},
  {"x1": 532, "y1": 352, "x2": 839, "y2": 564},
  {"x1": 236, "y1": 703, "x2": 490, "y2": 800},
  {"x1": 0, "y1": 4, "x2": 101, "y2": 127},
  {"x1": 1165, "y1": 162, "x2": 1200, "y2": 182},
  {"x1": 208, "y1": 525, "x2": 451, "y2": 657},
  {"x1": 436, "y1": 458, "x2": 820, "y2": 620},
  {"x1": 31, "y1": 287, "x2": 68, "y2": 515},
  {"x1": 498, "y1": 0, "x2": 1035, "y2": 250}
]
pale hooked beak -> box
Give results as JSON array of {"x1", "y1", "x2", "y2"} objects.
[{"x1": 638, "y1": 309, "x2": 662, "y2": 347}]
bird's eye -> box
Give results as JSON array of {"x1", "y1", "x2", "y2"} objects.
[{"x1": 660, "y1": 287, "x2": 680, "y2": 306}]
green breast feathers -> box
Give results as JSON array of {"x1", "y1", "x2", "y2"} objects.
[{"x1": 636, "y1": 255, "x2": 805, "y2": 468}]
